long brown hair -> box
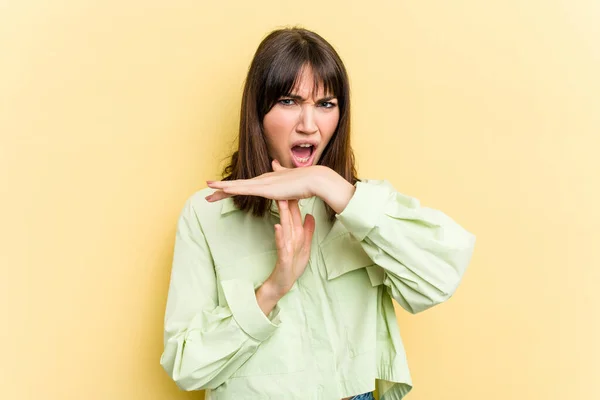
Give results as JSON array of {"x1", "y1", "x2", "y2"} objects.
[{"x1": 221, "y1": 26, "x2": 360, "y2": 223}]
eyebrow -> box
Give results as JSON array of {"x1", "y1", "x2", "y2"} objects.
[{"x1": 283, "y1": 94, "x2": 337, "y2": 103}]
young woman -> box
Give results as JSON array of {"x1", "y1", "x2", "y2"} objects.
[{"x1": 160, "y1": 27, "x2": 476, "y2": 400}]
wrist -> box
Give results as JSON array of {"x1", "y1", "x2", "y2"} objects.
[
  {"x1": 313, "y1": 166, "x2": 356, "y2": 214},
  {"x1": 263, "y1": 278, "x2": 287, "y2": 298},
  {"x1": 255, "y1": 279, "x2": 284, "y2": 316}
]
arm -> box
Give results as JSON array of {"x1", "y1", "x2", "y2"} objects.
[
  {"x1": 160, "y1": 196, "x2": 282, "y2": 390},
  {"x1": 317, "y1": 171, "x2": 477, "y2": 314}
]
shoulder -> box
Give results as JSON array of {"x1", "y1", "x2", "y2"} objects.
[
  {"x1": 355, "y1": 178, "x2": 398, "y2": 193},
  {"x1": 178, "y1": 186, "x2": 222, "y2": 222},
  {"x1": 357, "y1": 178, "x2": 390, "y2": 186},
  {"x1": 354, "y1": 178, "x2": 422, "y2": 208}
]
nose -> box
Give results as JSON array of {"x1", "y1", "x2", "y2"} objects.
[{"x1": 296, "y1": 104, "x2": 318, "y2": 134}]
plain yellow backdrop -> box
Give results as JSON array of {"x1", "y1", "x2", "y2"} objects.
[{"x1": 1, "y1": 1, "x2": 598, "y2": 399}]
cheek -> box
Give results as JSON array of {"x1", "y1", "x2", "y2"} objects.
[
  {"x1": 263, "y1": 109, "x2": 295, "y2": 147},
  {"x1": 318, "y1": 111, "x2": 340, "y2": 140}
]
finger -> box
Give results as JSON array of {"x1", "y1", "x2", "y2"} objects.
[
  {"x1": 272, "y1": 159, "x2": 286, "y2": 172},
  {"x1": 221, "y1": 184, "x2": 270, "y2": 197},
  {"x1": 287, "y1": 199, "x2": 299, "y2": 240},
  {"x1": 274, "y1": 224, "x2": 285, "y2": 252},
  {"x1": 303, "y1": 213, "x2": 316, "y2": 249},
  {"x1": 277, "y1": 200, "x2": 293, "y2": 251},
  {"x1": 288, "y1": 199, "x2": 303, "y2": 231},
  {"x1": 205, "y1": 190, "x2": 232, "y2": 202},
  {"x1": 207, "y1": 178, "x2": 265, "y2": 189}
]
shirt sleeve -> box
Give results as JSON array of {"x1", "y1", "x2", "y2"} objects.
[
  {"x1": 159, "y1": 197, "x2": 282, "y2": 390},
  {"x1": 335, "y1": 179, "x2": 477, "y2": 314}
]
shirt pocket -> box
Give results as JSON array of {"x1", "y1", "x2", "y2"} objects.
[
  {"x1": 215, "y1": 250, "x2": 307, "y2": 377},
  {"x1": 320, "y1": 232, "x2": 385, "y2": 286},
  {"x1": 319, "y1": 233, "x2": 381, "y2": 357}
]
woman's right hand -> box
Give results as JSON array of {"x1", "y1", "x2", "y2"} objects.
[{"x1": 267, "y1": 199, "x2": 315, "y2": 297}]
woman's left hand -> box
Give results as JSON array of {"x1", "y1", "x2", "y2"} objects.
[{"x1": 205, "y1": 159, "x2": 327, "y2": 202}]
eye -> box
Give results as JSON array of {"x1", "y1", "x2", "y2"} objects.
[
  {"x1": 319, "y1": 101, "x2": 337, "y2": 109},
  {"x1": 278, "y1": 98, "x2": 296, "y2": 106}
]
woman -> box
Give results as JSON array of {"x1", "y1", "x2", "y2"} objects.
[{"x1": 160, "y1": 27, "x2": 476, "y2": 400}]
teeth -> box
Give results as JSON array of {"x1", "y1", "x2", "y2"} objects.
[{"x1": 293, "y1": 143, "x2": 314, "y2": 164}]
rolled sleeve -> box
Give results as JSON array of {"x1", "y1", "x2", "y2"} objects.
[
  {"x1": 221, "y1": 279, "x2": 282, "y2": 342},
  {"x1": 333, "y1": 178, "x2": 476, "y2": 314},
  {"x1": 336, "y1": 180, "x2": 412, "y2": 241}
]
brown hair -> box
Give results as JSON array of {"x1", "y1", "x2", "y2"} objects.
[{"x1": 220, "y1": 26, "x2": 360, "y2": 223}]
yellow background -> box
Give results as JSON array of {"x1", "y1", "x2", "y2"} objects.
[{"x1": 2, "y1": 1, "x2": 598, "y2": 399}]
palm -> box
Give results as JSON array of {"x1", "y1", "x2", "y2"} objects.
[
  {"x1": 206, "y1": 159, "x2": 321, "y2": 202},
  {"x1": 270, "y1": 198, "x2": 315, "y2": 295}
]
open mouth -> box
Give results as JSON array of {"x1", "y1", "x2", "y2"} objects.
[{"x1": 290, "y1": 144, "x2": 316, "y2": 167}]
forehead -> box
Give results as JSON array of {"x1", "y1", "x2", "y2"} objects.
[{"x1": 290, "y1": 65, "x2": 331, "y2": 98}]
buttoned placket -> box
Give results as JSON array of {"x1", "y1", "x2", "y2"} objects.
[{"x1": 268, "y1": 197, "x2": 348, "y2": 399}]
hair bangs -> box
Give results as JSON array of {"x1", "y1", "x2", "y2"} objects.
[
  {"x1": 260, "y1": 47, "x2": 345, "y2": 117},
  {"x1": 306, "y1": 49, "x2": 344, "y2": 101}
]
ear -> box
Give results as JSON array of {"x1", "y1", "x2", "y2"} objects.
[{"x1": 272, "y1": 159, "x2": 287, "y2": 172}]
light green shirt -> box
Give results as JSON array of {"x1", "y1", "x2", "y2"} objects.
[{"x1": 160, "y1": 179, "x2": 476, "y2": 400}]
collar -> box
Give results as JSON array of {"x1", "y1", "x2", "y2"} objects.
[{"x1": 220, "y1": 197, "x2": 239, "y2": 215}]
